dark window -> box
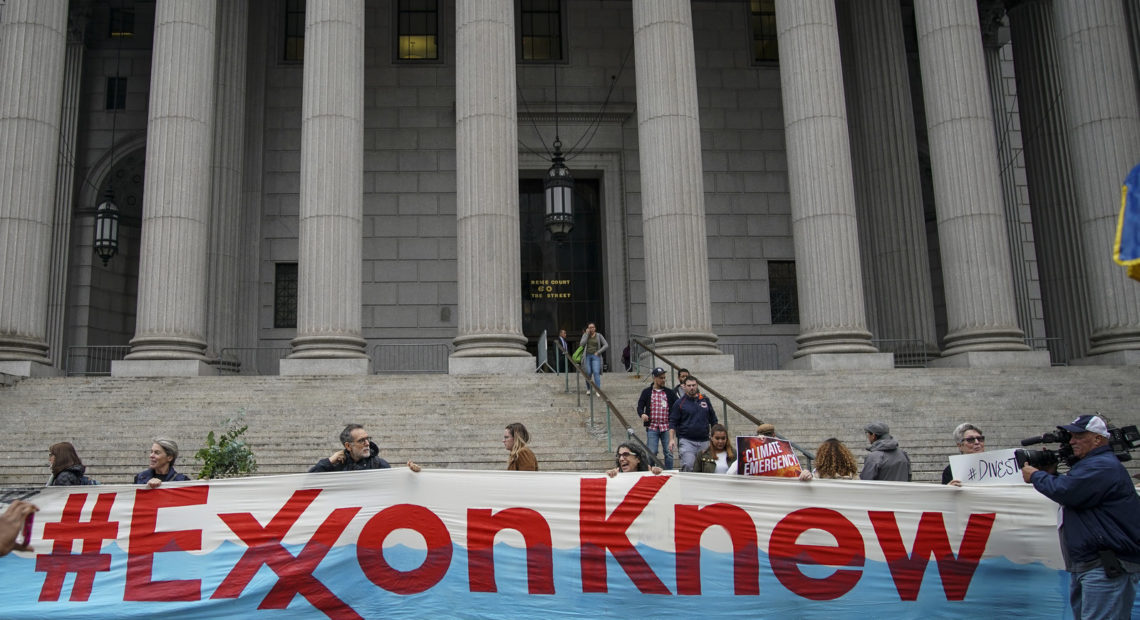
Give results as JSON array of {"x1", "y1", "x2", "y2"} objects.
[
  {"x1": 109, "y1": 8, "x2": 135, "y2": 38},
  {"x1": 284, "y1": 0, "x2": 305, "y2": 62},
  {"x1": 750, "y1": 0, "x2": 778, "y2": 63},
  {"x1": 769, "y1": 260, "x2": 799, "y2": 324},
  {"x1": 397, "y1": 0, "x2": 439, "y2": 61},
  {"x1": 105, "y1": 77, "x2": 127, "y2": 110},
  {"x1": 274, "y1": 263, "x2": 298, "y2": 328},
  {"x1": 520, "y1": 0, "x2": 563, "y2": 62}
]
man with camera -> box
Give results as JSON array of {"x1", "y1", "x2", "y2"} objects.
[{"x1": 1021, "y1": 414, "x2": 1140, "y2": 619}]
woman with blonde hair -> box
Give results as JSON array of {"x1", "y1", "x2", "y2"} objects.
[
  {"x1": 799, "y1": 438, "x2": 859, "y2": 480},
  {"x1": 504, "y1": 422, "x2": 537, "y2": 471}
]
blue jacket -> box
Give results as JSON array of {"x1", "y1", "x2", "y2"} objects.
[
  {"x1": 134, "y1": 467, "x2": 190, "y2": 485},
  {"x1": 669, "y1": 393, "x2": 717, "y2": 441},
  {"x1": 1030, "y1": 445, "x2": 1140, "y2": 570}
]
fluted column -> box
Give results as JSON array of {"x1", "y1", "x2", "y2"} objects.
[
  {"x1": 843, "y1": 0, "x2": 939, "y2": 360},
  {"x1": 115, "y1": 1, "x2": 218, "y2": 376},
  {"x1": 913, "y1": 1, "x2": 1043, "y2": 367},
  {"x1": 282, "y1": 0, "x2": 368, "y2": 374},
  {"x1": 206, "y1": 0, "x2": 248, "y2": 364},
  {"x1": 632, "y1": 0, "x2": 725, "y2": 364},
  {"x1": 1053, "y1": 0, "x2": 1140, "y2": 363},
  {"x1": 774, "y1": 0, "x2": 887, "y2": 369},
  {"x1": 450, "y1": 0, "x2": 532, "y2": 374},
  {"x1": 0, "y1": 0, "x2": 68, "y2": 376},
  {"x1": 1007, "y1": 0, "x2": 1092, "y2": 362}
]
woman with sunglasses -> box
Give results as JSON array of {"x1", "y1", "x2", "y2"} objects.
[
  {"x1": 943, "y1": 423, "x2": 985, "y2": 486},
  {"x1": 606, "y1": 442, "x2": 662, "y2": 477}
]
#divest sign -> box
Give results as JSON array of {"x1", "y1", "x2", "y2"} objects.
[{"x1": 1, "y1": 470, "x2": 1075, "y2": 618}]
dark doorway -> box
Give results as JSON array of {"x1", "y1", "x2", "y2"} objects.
[{"x1": 519, "y1": 177, "x2": 604, "y2": 359}]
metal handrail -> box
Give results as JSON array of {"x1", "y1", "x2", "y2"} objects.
[
  {"x1": 630, "y1": 336, "x2": 815, "y2": 469},
  {"x1": 370, "y1": 342, "x2": 452, "y2": 374},
  {"x1": 1024, "y1": 336, "x2": 1068, "y2": 366},
  {"x1": 65, "y1": 345, "x2": 131, "y2": 376},
  {"x1": 554, "y1": 343, "x2": 664, "y2": 468},
  {"x1": 217, "y1": 347, "x2": 291, "y2": 375},
  {"x1": 871, "y1": 338, "x2": 936, "y2": 368}
]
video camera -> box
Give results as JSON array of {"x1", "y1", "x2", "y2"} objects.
[{"x1": 1015, "y1": 419, "x2": 1140, "y2": 471}]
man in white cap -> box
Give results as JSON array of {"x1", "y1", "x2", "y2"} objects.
[
  {"x1": 1022, "y1": 414, "x2": 1140, "y2": 620},
  {"x1": 859, "y1": 421, "x2": 911, "y2": 481}
]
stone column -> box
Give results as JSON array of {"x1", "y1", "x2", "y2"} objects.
[
  {"x1": 773, "y1": 0, "x2": 889, "y2": 370},
  {"x1": 631, "y1": 0, "x2": 732, "y2": 372},
  {"x1": 842, "y1": 0, "x2": 939, "y2": 362},
  {"x1": 206, "y1": 0, "x2": 248, "y2": 366},
  {"x1": 912, "y1": 0, "x2": 1046, "y2": 367},
  {"x1": 0, "y1": 0, "x2": 68, "y2": 377},
  {"x1": 114, "y1": 0, "x2": 218, "y2": 377},
  {"x1": 449, "y1": 0, "x2": 533, "y2": 374},
  {"x1": 281, "y1": 0, "x2": 369, "y2": 375},
  {"x1": 1007, "y1": 0, "x2": 1092, "y2": 363},
  {"x1": 1053, "y1": 0, "x2": 1140, "y2": 365}
]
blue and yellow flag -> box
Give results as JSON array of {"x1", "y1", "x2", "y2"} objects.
[{"x1": 1116, "y1": 163, "x2": 1140, "y2": 282}]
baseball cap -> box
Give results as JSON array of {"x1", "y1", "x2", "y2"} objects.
[
  {"x1": 756, "y1": 423, "x2": 776, "y2": 437},
  {"x1": 1059, "y1": 414, "x2": 1110, "y2": 438},
  {"x1": 864, "y1": 421, "x2": 890, "y2": 437},
  {"x1": 651, "y1": 367, "x2": 666, "y2": 377}
]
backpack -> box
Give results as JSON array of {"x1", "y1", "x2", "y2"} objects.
[{"x1": 78, "y1": 475, "x2": 99, "y2": 485}]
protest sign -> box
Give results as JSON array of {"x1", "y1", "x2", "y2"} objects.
[
  {"x1": 0, "y1": 469, "x2": 1072, "y2": 618},
  {"x1": 735, "y1": 436, "x2": 802, "y2": 477},
  {"x1": 948, "y1": 449, "x2": 1022, "y2": 486}
]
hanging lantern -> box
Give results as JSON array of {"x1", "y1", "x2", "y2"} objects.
[
  {"x1": 94, "y1": 191, "x2": 120, "y2": 267},
  {"x1": 544, "y1": 140, "x2": 574, "y2": 241}
]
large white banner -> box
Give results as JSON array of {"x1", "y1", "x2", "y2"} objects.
[{"x1": 0, "y1": 470, "x2": 1075, "y2": 618}]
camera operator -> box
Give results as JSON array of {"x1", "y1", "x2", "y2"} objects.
[{"x1": 1021, "y1": 415, "x2": 1140, "y2": 619}]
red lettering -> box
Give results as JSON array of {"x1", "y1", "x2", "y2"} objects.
[
  {"x1": 213, "y1": 489, "x2": 361, "y2": 619},
  {"x1": 467, "y1": 508, "x2": 554, "y2": 594},
  {"x1": 579, "y1": 476, "x2": 671, "y2": 594},
  {"x1": 125, "y1": 486, "x2": 208, "y2": 602},
  {"x1": 869, "y1": 511, "x2": 996, "y2": 601},
  {"x1": 357, "y1": 504, "x2": 453, "y2": 595},
  {"x1": 674, "y1": 503, "x2": 759, "y2": 595},
  {"x1": 768, "y1": 507, "x2": 864, "y2": 601}
]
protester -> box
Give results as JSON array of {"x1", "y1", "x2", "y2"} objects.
[
  {"x1": 673, "y1": 368, "x2": 691, "y2": 400},
  {"x1": 1022, "y1": 415, "x2": 1140, "y2": 619},
  {"x1": 0, "y1": 500, "x2": 37, "y2": 556},
  {"x1": 135, "y1": 438, "x2": 191, "y2": 488},
  {"x1": 860, "y1": 421, "x2": 911, "y2": 481},
  {"x1": 756, "y1": 423, "x2": 776, "y2": 437},
  {"x1": 669, "y1": 376, "x2": 718, "y2": 472},
  {"x1": 799, "y1": 438, "x2": 859, "y2": 481},
  {"x1": 48, "y1": 442, "x2": 90, "y2": 486},
  {"x1": 504, "y1": 422, "x2": 538, "y2": 471},
  {"x1": 637, "y1": 367, "x2": 677, "y2": 469},
  {"x1": 579, "y1": 322, "x2": 608, "y2": 394},
  {"x1": 309, "y1": 423, "x2": 421, "y2": 473},
  {"x1": 697, "y1": 424, "x2": 735, "y2": 473},
  {"x1": 606, "y1": 442, "x2": 663, "y2": 477},
  {"x1": 943, "y1": 423, "x2": 985, "y2": 486}
]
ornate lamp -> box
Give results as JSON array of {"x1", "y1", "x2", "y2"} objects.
[
  {"x1": 94, "y1": 190, "x2": 119, "y2": 267},
  {"x1": 543, "y1": 139, "x2": 574, "y2": 241}
]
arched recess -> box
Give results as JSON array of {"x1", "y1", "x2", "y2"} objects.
[{"x1": 63, "y1": 138, "x2": 146, "y2": 372}]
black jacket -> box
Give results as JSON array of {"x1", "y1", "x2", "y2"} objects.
[
  {"x1": 669, "y1": 393, "x2": 718, "y2": 441},
  {"x1": 309, "y1": 441, "x2": 392, "y2": 472},
  {"x1": 637, "y1": 385, "x2": 678, "y2": 427},
  {"x1": 134, "y1": 467, "x2": 190, "y2": 485},
  {"x1": 50, "y1": 464, "x2": 88, "y2": 486}
]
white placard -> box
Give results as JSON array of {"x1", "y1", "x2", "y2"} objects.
[{"x1": 949, "y1": 448, "x2": 1022, "y2": 485}]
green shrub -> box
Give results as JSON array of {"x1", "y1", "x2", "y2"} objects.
[{"x1": 195, "y1": 416, "x2": 258, "y2": 479}]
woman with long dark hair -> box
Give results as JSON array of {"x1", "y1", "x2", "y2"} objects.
[
  {"x1": 48, "y1": 442, "x2": 88, "y2": 486},
  {"x1": 606, "y1": 442, "x2": 663, "y2": 477}
]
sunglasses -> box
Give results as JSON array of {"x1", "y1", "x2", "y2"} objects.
[
  {"x1": 960, "y1": 436, "x2": 985, "y2": 444},
  {"x1": 616, "y1": 451, "x2": 636, "y2": 458}
]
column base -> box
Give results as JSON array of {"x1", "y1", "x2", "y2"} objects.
[
  {"x1": 783, "y1": 352, "x2": 894, "y2": 370},
  {"x1": 449, "y1": 355, "x2": 536, "y2": 374},
  {"x1": 111, "y1": 360, "x2": 217, "y2": 377},
  {"x1": 644, "y1": 353, "x2": 735, "y2": 375},
  {"x1": 0, "y1": 360, "x2": 62, "y2": 378},
  {"x1": 929, "y1": 350, "x2": 1051, "y2": 368},
  {"x1": 1070, "y1": 350, "x2": 1140, "y2": 367},
  {"x1": 280, "y1": 358, "x2": 372, "y2": 376}
]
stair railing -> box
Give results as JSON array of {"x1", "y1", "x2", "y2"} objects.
[
  {"x1": 65, "y1": 345, "x2": 131, "y2": 376},
  {"x1": 629, "y1": 336, "x2": 815, "y2": 470},
  {"x1": 555, "y1": 342, "x2": 664, "y2": 468}
]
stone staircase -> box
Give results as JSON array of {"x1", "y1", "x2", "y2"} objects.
[{"x1": 0, "y1": 366, "x2": 1137, "y2": 487}]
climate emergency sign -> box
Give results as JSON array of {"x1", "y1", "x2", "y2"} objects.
[
  {"x1": 736, "y1": 436, "x2": 802, "y2": 477},
  {"x1": 0, "y1": 470, "x2": 1070, "y2": 618}
]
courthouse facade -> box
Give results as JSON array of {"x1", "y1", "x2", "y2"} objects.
[{"x1": 0, "y1": 0, "x2": 1137, "y2": 377}]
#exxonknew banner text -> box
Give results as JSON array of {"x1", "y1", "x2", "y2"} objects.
[{"x1": 0, "y1": 469, "x2": 1072, "y2": 618}]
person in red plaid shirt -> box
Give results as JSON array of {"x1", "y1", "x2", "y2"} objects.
[{"x1": 637, "y1": 367, "x2": 678, "y2": 469}]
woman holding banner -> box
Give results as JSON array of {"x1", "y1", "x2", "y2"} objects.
[
  {"x1": 798, "y1": 438, "x2": 859, "y2": 480},
  {"x1": 697, "y1": 424, "x2": 735, "y2": 473},
  {"x1": 607, "y1": 443, "x2": 662, "y2": 477}
]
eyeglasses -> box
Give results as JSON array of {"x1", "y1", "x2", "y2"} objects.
[
  {"x1": 961, "y1": 436, "x2": 985, "y2": 444},
  {"x1": 353, "y1": 437, "x2": 372, "y2": 445},
  {"x1": 616, "y1": 452, "x2": 635, "y2": 458}
]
